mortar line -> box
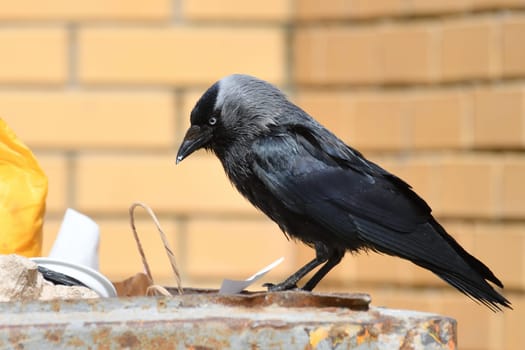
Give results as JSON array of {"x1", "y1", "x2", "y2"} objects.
[
  {"x1": 172, "y1": 0, "x2": 183, "y2": 24},
  {"x1": 65, "y1": 150, "x2": 77, "y2": 209},
  {"x1": 67, "y1": 22, "x2": 78, "y2": 89}
]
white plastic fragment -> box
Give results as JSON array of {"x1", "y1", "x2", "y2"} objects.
[{"x1": 219, "y1": 257, "x2": 285, "y2": 295}]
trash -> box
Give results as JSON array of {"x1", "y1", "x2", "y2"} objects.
[
  {"x1": 28, "y1": 208, "x2": 116, "y2": 298},
  {"x1": 49, "y1": 208, "x2": 100, "y2": 270},
  {"x1": 0, "y1": 254, "x2": 98, "y2": 301},
  {"x1": 219, "y1": 257, "x2": 284, "y2": 295},
  {"x1": 113, "y1": 273, "x2": 153, "y2": 297},
  {"x1": 0, "y1": 254, "x2": 43, "y2": 302},
  {"x1": 126, "y1": 202, "x2": 286, "y2": 297},
  {"x1": 0, "y1": 119, "x2": 47, "y2": 257},
  {"x1": 128, "y1": 202, "x2": 183, "y2": 295},
  {"x1": 31, "y1": 257, "x2": 117, "y2": 298},
  {"x1": 37, "y1": 265, "x2": 88, "y2": 287},
  {"x1": 40, "y1": 283, "x2": 99, "y2": 300}
]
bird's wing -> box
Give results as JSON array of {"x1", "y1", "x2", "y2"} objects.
[
  {"x1": 267, "y1": 126, "x2": 476, "y2": 269},
  {"x1": 251, "y1": 126, "x2": 431, "y2": 239},
  {"x1": 251, "y1": 128, "x2": 469, "y2": 277}
]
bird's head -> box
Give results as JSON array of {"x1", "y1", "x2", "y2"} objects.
[{"x1": 176, "y1": 74, "x2": 289, "y2": 163}]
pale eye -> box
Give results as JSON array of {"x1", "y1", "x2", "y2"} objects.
[{"x1": 208, "y1": 117, "x2": 217, "y2": 126}]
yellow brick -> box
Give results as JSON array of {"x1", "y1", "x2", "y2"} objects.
[
  {"x1": 441, "y1": 19, "x2": 497, "y2": 81},
  {"x1": 374, "y1": 157, "x2": 439, "y2": 213},
  {"x1": 294, "y1": 27, "x2": 382, "y2": 85},
  {"x1": 352, "y1": 94, "x2": 407, "y2": 151},
  {"x1": 292, "y1": 90, "x2": 355, "y2": 142},
  {"x1": 296, "y1": 0, "x2": 406, "y2": 19},
  {"x1": 439, "y1": 293, "x2": 504, "y2": 350},
  {"x1": 407, "y1": 91, "x2": 466, "y2": 149},
  {"x1": 501, "y1": 157, "x2": 525, "y2": 217},
  {"x1": 97, "y1": 218, "x2": 180, "y2": 285},
  {"x1": 381, "y1": 25, "x2": 435, "y2": 83},
  {"x1": 437, "y1": 156, "x2": 497, "y2": 218},
  {"x1": 504, "y1": 295, "x2": 525, "y2": 350},
  {"x1": 78, "y1": 27, "x2": 285, "y2": 85},
  {"x1": 474, "y1": 0, "x2": 525, "y2": 10},
  {"x1": 182, "y1": 0, "x2": 290, "y2": 21},
  {"x1": 0, "y1": 0, "x2": 170, "y2": 20},
  {"x1": 0, "y1": 28, "x2": 66, "y2": 84},
  {"x1": 401, "y1": 161, "x2": 438, "y2": 206},
  {"x1": 42, "y1": 217, "x2": 62, "y2": 256},
  {"x1": 502, "y1": 17, "x2": 525, "y2": 76},
  {"x1": 474, "y1": 224, "x2": 525, "y2": 290},
  {"x1": 184, "y1": 219, "x2": 296, "y2": 284},
  {"x1": 348, "y1": 0, "x2": 406, "y2": 18},
  {"x1": 34, "y1": 153, "x2": 68, "y2": 214},
  {"x1": 368, "y1": 288, "x2": 443, "y2": 314},
  {"x1": 295, "y1": 0, "x2": 352, "y2": 19},
  {"x1": 349, "y1": 253, "x2": 415, "y2": 285},
  {"x1": 1, "y1": 91, "x2": 175, "y2": 148},
  {"x1": 472, "y1": 87, "x2": 524, "y2": 148},
  {"x1": 410, "y1": 0, "x2": 471, "y2": 14},
  {"x1": 75, "y1": 154, "x2": 256, "y2": 214},
  {"x1": 437, "y1": 220, "x2": 477, "y2": 254}
]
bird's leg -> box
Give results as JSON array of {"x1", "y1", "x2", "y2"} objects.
[
  {"x1": 263, "y1": 243, "x2": 329, "y2": 292},
  {"x1": 264, "y1": 256, "x2": 327, "y2": 291},
  {"x1": 302, "y1": 249, "x2": 344, "y2": 291}
]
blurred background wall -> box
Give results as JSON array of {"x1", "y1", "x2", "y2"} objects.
[{"x1": 1, "y1": 1, "x2": 524, "y2": 349}]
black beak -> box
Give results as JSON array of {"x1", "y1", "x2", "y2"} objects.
[{"x1": 176, "y1": 125, "x2": 213, "y2": 164}]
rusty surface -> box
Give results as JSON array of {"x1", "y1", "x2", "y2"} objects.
[
  {"x1": 166, "y1": 288, "x2": 371, "y2": 310},
  {"x1": 0, "y1": 290, "x2": 456, "y2": 349}
]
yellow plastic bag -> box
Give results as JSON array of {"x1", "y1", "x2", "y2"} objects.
[{"x1": 0, "y1": 118, "x2": 47, "y2": 257}]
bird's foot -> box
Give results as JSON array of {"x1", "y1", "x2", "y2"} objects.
[{"x1": 263, "y1": 282, "x2": 299, "y2": 292}]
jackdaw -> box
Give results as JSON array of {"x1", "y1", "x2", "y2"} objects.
[{"x1": 176, "y1": 74, "x2": 511, "y2": 311}]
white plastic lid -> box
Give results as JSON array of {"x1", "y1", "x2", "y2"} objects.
[{"x1": 31, "y1": 257, "x2": 117, "y2": 298}]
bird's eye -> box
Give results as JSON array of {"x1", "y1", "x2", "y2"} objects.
[{"x1": 208, "y1": 117, "x2": 217, "y2": 126}]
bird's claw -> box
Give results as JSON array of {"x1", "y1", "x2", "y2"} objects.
[{"x1": 263, "y1": 282, "x2": 299, "y2": 292}]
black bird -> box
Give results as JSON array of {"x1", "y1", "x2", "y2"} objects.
[{"x1": 176, "y1": 74, "x2": 511, "y2": 311}]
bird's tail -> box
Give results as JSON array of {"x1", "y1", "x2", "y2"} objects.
[
  {"x1": 424, "y1": 219, "x2": 511, "y2": 311},
  {"x1": 435, "y1": 269, "x2": 511, "y2": 312},
  {"x1": 358, "y1": 214, "x2": 511, "y2": 311}
]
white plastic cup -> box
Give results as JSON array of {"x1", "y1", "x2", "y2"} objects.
[{"x1": 49, "y1": 208, "x2": 100, "y2": 270}]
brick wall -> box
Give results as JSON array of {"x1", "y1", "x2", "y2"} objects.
[{"x1": 1, "y1": 1, "x2": 524, "y2": 349}]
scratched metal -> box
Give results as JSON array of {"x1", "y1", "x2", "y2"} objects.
[{"x1": 0, "y1": 290, "x2": 456, "y2": 349}]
